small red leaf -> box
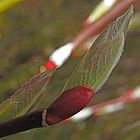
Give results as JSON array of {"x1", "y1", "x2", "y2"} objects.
[{"x1": 46, "y1": 86, "x2": 94, "y2": 125}]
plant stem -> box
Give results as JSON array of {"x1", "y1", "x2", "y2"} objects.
[
  {"x1": 72, "y1": 0, "x2": 135, "y2": 47},
  {"x1": 0, "y1": 110, "x2": 45, "y2": 138}
]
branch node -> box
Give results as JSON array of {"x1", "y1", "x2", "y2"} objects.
[{"x1": 42, "y1": 109, "x2": 48, "y2": 127}]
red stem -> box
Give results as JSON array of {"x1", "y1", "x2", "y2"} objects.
[{"x1": 71, "y1": 0, "x2": 135, "y2": 47}]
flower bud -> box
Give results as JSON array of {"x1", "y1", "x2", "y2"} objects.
[{"x1": 46, "y1": 86, "x2": 94, "y2": 125}]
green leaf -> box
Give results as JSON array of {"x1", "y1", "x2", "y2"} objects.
[
  {"x1": 0, "y1": 69, "x2": 54, "y2": 122},
  {"x1": 63, "y1": 6, "x2": 133, "y2": 93},
  {"x1": 0, "y1": 0, "x2": 22, "y2": 13}
]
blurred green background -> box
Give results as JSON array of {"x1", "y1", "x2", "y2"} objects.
[{"x1": 0, "y1": 0, "x2": 140, "y2": 139}]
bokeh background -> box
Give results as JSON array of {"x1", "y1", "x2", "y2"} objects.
[{"x1": 0, "y1": 0, "x2": 140, "y2": 140}]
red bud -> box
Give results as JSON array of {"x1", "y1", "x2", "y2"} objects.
[
  {"x1": 46, "y1": 86, "x2": 94, "y2": 125},
  {"x1": 44, "y1": 60, "x2": 56, "y2": 71}
]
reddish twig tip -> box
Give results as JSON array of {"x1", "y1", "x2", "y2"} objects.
[{"x1": 46, "y1": 86, "x2": 94, "y2": 125}]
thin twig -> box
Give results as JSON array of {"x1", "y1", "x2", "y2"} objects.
[
  {"x1": 0, "y1": 110, "x2": 45, "y2": 138},
  {"x1": 0, "y1": 85, "x2": 139, "y2": 138},
  {"x1": 72, "y1": 0, "x2": 135, "y2": 47}
]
